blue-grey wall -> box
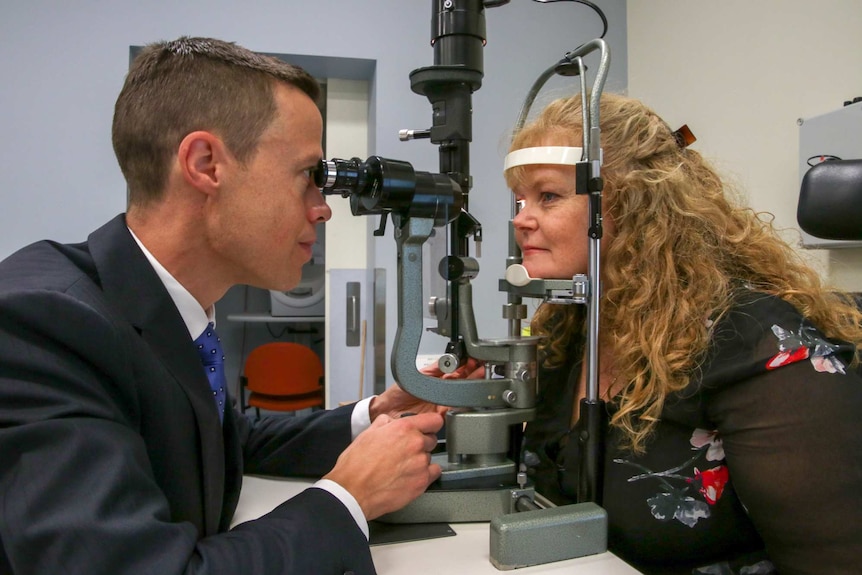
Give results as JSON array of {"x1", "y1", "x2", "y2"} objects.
[{"x1": 1, "y1": 0, "x2": 627, "y2": 388}]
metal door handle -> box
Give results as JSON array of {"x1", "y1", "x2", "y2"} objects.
[{"x1": 346, "y1": 282, "x2": 361, "y2": 346}]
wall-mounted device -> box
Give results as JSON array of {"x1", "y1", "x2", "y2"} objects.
[{"x1": 798, "y1": 101, "x2": 862, "y2": 249}]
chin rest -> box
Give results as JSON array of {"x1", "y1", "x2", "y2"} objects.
[{"x1": 798, "y1": 159, "x2": 862, "y2": 241}]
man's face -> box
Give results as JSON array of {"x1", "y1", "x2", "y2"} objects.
[{"x1": 210, "y1": 83, "x2": 330, "y2": 291}]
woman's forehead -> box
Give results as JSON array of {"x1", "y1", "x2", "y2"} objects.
[{"x1": 511, "y1": 164, "x2": 577, "y2": 192}]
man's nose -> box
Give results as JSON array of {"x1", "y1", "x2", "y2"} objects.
[{"x1": 309, "y1": 190, "x2": 332, "y2": 223}]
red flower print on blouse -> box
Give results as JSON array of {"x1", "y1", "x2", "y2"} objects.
[
  {"x1": 616, "y1": 430, "x2": 731, "y2": 528},
  {"x1": 767, "y1": 323, "x2": 847, "y2": 373},
  {"x1": 766, "y1": 345, "x2": 809, "y2": 370},
  {"x1": 692, "y1": 465, "x2": 729, "y2": 505},
  {"x1": 690, "y1": 428, "x2": 725, "y2": 461}
]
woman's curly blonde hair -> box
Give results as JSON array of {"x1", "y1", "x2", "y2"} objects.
[{"x1": 505, "y1": 92, "x2": 862, "y2": 453}]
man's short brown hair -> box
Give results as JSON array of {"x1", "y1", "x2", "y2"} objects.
[{"x1": 112, "y1": 36, "x2": 320, "y2": 206}]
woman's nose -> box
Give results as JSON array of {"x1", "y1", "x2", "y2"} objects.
[{"x1": 512, "y1": 203, "x2": 536, "y2": 230}]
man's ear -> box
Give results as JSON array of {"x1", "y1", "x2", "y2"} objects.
[{"x1": 177, "y1": 131, "x2": 230, "y2": 193}]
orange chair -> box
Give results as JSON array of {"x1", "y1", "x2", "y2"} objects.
[{"x1": 240, "y1": 342, "x2": 324, "y2": 418}]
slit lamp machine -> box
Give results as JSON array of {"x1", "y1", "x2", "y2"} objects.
[{"x1": 315, "y1": 0, "x2": 611, "y2": 569}]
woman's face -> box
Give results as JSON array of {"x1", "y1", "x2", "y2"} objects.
[{"x1": 511, "y1": 163, "x2": 614, "y2": 279}]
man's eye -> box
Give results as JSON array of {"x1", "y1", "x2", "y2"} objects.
[{"x1": 303, "y1": 161, "x2": 325, "y2": 187}]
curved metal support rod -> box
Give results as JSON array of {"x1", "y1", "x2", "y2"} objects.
[
  {"x1": 575, "y1": 57, "x2": 589, "y2": 154},
  {"x1": 569, "y1": 38, "x2": 610, "y2": 407},
  {"x1": 391, "y1": 216, "x2": 532, "y2": 408},
  {"x1": 572, "y1": 38, "x2": 610, "y2": 505},
  {"x1": 499, "y1": 40, "x2": 611, "y2": 505},
  {"x1": 564, "y1": 38, "x2": 610, "y2": 146},
  {"x1": 512, "y1": 38, "x2": 610, "y2": 151},
  {"x1": 513, "y1": 63, "x2": 559, "y2": 136}
]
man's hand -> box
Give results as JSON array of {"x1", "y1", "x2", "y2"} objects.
[
  {"x1": 323, "y1": 412, "x2": 444, "y2": 520},
  {"x1": 422, "y1": 356, "x2": 485, "y2": 380},
  {"x1": 368, "y1": 357, "x2": 485, "y2": 421},
  {"x1": 368, "y1": 384, "x2": 448, "y2": 421}
]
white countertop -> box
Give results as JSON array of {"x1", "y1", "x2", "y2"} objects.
[{"x1": 233, "y1": 475, "x2": 642, "y2": 575}]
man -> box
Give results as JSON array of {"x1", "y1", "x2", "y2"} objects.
[{"x1": 0, "y1": 37, "x2": 443, "y2": 574}]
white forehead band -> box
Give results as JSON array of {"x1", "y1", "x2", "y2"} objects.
[
  {"x1": 503, "y1": 146, "x2": 602, "y2": 170},
  {"x1": 504, "y1": 146, "x2": 582, "y2": 170}
]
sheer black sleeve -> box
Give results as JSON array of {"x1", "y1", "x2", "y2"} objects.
[{"x1": 703, "y1": 295, "x2": 862, "y2": 575}]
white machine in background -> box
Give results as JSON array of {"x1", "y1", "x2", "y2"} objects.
[{"x1": 270, "y1": 225, "x2": 326, "y2": 317}]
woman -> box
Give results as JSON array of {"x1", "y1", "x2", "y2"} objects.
[{"x1": 505, "y1": 92, "x2": 862, "y2": 574}]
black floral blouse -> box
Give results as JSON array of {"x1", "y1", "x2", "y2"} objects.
[{"x1": 522, "y1": 292, "x2": 862, "y2": 575}]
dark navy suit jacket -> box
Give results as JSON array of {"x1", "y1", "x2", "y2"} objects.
[{"x1": 0, "y1": 215, "x2": 374, "y2": 574}]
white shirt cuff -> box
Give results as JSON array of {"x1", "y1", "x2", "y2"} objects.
[
  {"x1": 350, "y1": 396, "x2": 375, "y2": 440},
  {"x1": 312, "y1": 479, "x2": 369, "y2": 540}
]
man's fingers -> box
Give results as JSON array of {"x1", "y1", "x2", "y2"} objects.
[
  {"x1": 400, "y1": 412, "x2": 443, "y2": 434},
  {"x1": 428, "y1": 463, "x2": 442, "y2": 482},
  {"x1": 421, "y1": 431, "x2": 439, "y2": 452},
  {"x1": 371, "y1": 413, "x2": 392, "y2": 428}
]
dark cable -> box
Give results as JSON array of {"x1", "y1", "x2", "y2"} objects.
[
  {"x1": 265, "y1": 323, "x2": 291, "y2": 339},
  {"x1": 533, "y1": 0, "x2": 608, "y2": 38},
  {"x1": 807, "y1": 154, "x2": 842, "y2": 167}
]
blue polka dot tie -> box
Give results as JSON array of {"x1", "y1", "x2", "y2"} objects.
[{"x1": 194, "y1": 323, "x2": 226, "y2": 423}]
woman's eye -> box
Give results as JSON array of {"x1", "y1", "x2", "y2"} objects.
[{"x1": 539, "y1": 192, "x2": 559, "y2": 203}]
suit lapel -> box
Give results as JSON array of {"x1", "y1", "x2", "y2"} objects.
[
  {"x1": 88, "y1": 215, "x2": 226, "y2": 535},
  {"x1": 220, "y1": 405, "x2": 244, "y2": 531}
]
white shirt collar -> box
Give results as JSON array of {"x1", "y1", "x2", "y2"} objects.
[{"x1": 128, "y1": 227, "x2": 214, "y2": 340}]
